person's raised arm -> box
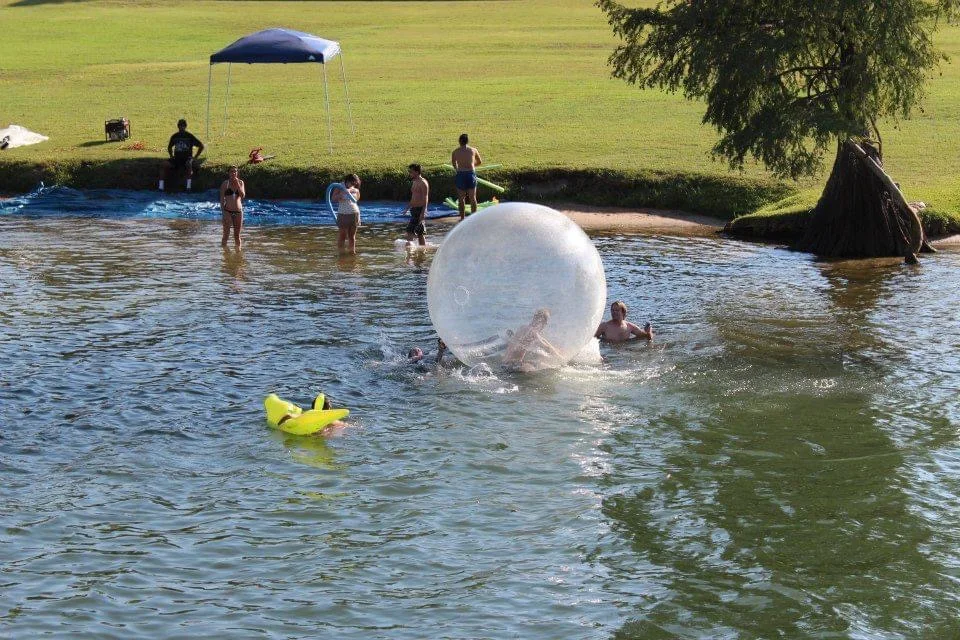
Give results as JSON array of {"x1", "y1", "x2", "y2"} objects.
[
  {"x1": 236, "y1": 179, "x2": 246, "y2": 199},
  {"x1": 536, "y1": 333, "x2": 563, "y2": 358},
  {"x1": 629, "y1": 321, "x2": 653, "y2": 340}
]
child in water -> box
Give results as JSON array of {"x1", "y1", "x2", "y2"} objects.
[
  {"x1": 331, "y1": 174, "x2": 361, "y2": 255},
  {"x1": 407, "y1": 338, "x2": 450, "y2": 369},
  {"x1": 503, "y1": 308, "x2": 564, "y2": 372}
]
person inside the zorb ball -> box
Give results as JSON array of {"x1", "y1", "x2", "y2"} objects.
[{"x1": 502, "y1": 308, "x2": 564, "y2": 373}]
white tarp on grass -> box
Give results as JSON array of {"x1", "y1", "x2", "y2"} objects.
[{"x1": 1, "y1": 124, "x2": 49, "y2": 149}]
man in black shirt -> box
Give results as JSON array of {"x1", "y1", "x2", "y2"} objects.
[{"x1": 159, "y1": 119, "x2": 204, "y2": 191}]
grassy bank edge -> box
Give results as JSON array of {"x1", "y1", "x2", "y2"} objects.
[
  {"x1": 0, "y1": 158, "x2": 793, "y2": 220},
  {"x1": 5, "y1": 158, "x2": 956, "y2": 238},
  {"x1": 725, "y1": 190, "x2": 960, "y2": 241}
]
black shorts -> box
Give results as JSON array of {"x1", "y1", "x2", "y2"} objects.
[
  {"x1": 169, "y1": 155, "x2": 191, "y2": 169},
  {"x1": 406, "y1": 207, "x2": 425, "y2": 235}
]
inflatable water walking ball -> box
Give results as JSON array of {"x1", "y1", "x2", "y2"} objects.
[{"x1": 427, "y1": 202, "x2": 607, "y2": 371}]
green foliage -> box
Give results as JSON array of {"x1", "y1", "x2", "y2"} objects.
[
  {"x1": 919, "y1": 207, "x2": 960, "y2": 235},
  {"x1": 499, "y1": 167, "x2": 793, "y2": 218},
  {"x1": 726, "y1": 189, "x2": 960, "y2": 239},
  {"x1": 0, "y1": 158, "x2": 792, "y2": 220},
  {"x1": 0, "y1": 0, "x2": 958, "y2": 221},
  {"x1": 597, "y1": 0, "x2": 949, "y2": 179}
]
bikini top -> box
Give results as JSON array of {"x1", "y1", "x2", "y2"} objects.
[{"x1": 224, "y1": 187, "x2": 236, "y2": 196}]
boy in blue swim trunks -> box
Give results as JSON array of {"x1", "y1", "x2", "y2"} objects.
[{"x1": 451, "y1": 133, "x2": 483, "y2": 221}]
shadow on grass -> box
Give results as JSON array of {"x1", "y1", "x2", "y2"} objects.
[{"x1": 78, "y1": 140, "x2": 112, "y2": 148}]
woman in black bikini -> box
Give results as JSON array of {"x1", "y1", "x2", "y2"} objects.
[{"x1": 219, "y1": 166, "x2": 246, "y2": 248}]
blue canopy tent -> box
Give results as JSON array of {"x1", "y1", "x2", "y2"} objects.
[{"x1": 206, "y1": 28, "x2": 355, "y2": 151}]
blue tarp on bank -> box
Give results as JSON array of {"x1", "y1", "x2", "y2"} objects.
[
  {"x1": 210, "y1": 28, "x2": 341, "y2": 64},
  {"x1": 0, "y1": 186, "x2": 465, "y2": 224}
]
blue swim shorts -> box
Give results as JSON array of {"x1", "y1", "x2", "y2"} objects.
[{"x1": 455, "y1": 171, "x2": 477, "y2": 191}]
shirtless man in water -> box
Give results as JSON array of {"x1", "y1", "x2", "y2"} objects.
[
  {"x1": 503, "y1": 309, "x2": 564, "y2": 372},
  {"x1": 403, "y1": 163, "x2": 429, "y2": 246},
  {"x1": 451, "y1": 133, "x2": 482, "y2": 221},
  {"x1": 595, "y1": 301, "x2": 653, "y2": 343}
]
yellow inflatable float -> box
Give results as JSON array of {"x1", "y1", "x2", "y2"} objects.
[{"x1": 264, "y1": 393, "x2": 349, "y2": 436}]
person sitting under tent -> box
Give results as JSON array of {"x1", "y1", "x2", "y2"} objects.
[{"x1": 159, "y1": 119, "x2": 204, "y2": 191}]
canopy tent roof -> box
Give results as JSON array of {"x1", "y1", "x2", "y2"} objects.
[
  {"x1": 209, "y1": 28, "x2": 341, "y2": 64},
  {"x1": 205, "y1": 28, "x2": 354, "y2": 149}
]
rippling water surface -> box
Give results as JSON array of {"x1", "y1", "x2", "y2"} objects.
[{"x1": 1, "y1": 200, "x2": 959, "y2": 638}]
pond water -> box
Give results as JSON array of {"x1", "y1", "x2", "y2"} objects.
[{"x1": 1, "y1": 193, "x2": 959, "y2": 638}]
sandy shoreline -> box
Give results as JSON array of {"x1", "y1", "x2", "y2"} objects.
[
  {"x1": 3, "y1": 191, "x2": 954, "y2": 245},
  {"x1": 556, "y1": 203, "x2": 724, "y2": 236},
  {"x1": 430, "y1": 202, "x2": 725, "y2": 236},
  {"x1": 0, "y1": 191, "x2": 720, "y2": 234},
  {"x1": 547, "y1": 204, "x2": 958, "y2": 246}
]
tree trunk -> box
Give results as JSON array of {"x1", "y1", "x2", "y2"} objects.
[{"x1": 795, "y1": 139, "x2": 924, "y2": 261}]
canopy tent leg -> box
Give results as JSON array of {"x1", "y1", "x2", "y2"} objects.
[
  {"x1": 222, "y1": 63, "x2": 232, "y2": 135},
  {"x1": 205, "y1": 65, "x2": 213, "y2": 139},
  {"x1": 322, "y1": 64, "x2": 333, "y2": 153},
  {"x1": 339, "y1": 54, "x2": 356, "y2": 134}
]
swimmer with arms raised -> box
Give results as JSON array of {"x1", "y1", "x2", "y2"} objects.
[
  {"x1": 451, "y1": 133, "x2": 482, "y2": 221},
  {"x1": 503, "y1": 308, "x2": 564, "y2": 372},
  {"x1": 407, "y1": 338, "x2": 450, "y2": 369},
  {"x1": 595, "y1": 301, "x2": 653, "y2": 343},
  {"x1": 219, "y1": 166, "x2": 246, "y2": 248}
]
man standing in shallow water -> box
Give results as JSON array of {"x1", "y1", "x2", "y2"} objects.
[
  {"x1": 451, "y1": 133, "x2": 482, "y2": 221},
  {"x1": 595, "y1": 301, "x2": 653, "y2": 343},
  {"x1": 403, "y1": 163, "x2": 429, "y2": 246}
]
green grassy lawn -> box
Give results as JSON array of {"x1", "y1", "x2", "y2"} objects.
[{"x1": 1, "y1": 0, "x2": 958, "y2": 224}]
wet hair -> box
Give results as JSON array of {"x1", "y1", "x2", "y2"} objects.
[
  {"x1": 611, "y1": 301, "x2": 627, "y2": 317},
  {"x1": 533, "y1": 308, "x2": 550, "y2": 325},
  {"x1": 408, "y1": 163, "x2": 422, "y2": 174},
  {"x1": 177, "y1": 119, "x2": 187, "y2": 128},
  {"x1": 459, "y1": 133, "x2": 469, "y2": 145},
  {"x1": 408, "y1": 347, "x2": 422, "y2": 358},
  {"x1": 322, "y1": 397, "x2": 331, "y2": 411},
  {"x1": 344, "y1": 173, "x2": 360, "y2": 187}
]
